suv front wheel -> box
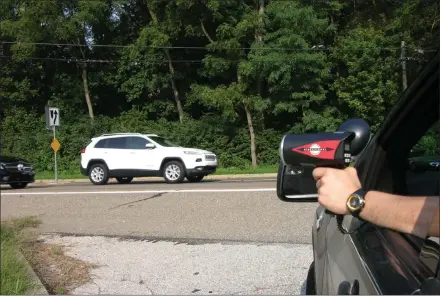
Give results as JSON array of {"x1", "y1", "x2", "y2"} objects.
[
  {"x1": 88, "y1": 163, "x2": 109, "y2": 185},
  {"x1": 9, "y1": 182, "x2": 28, "y2": 189},
  {"x1": 163, "y1": 161, "x2": 185, "y2": 183}
]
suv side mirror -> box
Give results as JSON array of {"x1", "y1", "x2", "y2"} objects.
[
  {"x1": 277, "y1": 118, "x2": 371, "y2": 202},
  {"x1": 145, "y1": 143, "x2": 156, "y2": 149}
]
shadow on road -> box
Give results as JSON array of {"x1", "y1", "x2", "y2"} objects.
[
  {"x1": 117, "y1": 179, "x2": 218, "y2": 185},
  {"x1": 1, "y1": 185, "x2": 54, "y2": 191}
]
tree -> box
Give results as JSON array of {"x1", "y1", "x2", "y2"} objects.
[
  {"x1": 0, "y1": 0, "x2": 115, "y2": 121},
  {"x1": 330, "y1": 27, "x2": 399, "y2": 131},
  {"x1": 258, "y1": 1, "x2": 334, "y2": 132},
  {"x1": 188, "y1": 0, "x2": 271, "y2": 168}
]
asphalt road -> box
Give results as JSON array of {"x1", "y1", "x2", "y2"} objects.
[
  {"x1": 1, "y1": 177, "x2": 317, "y2": 243},
  {"x1": 1, "y1": 177, "x2": 318, "y2": 295},
  {"x1": 1, "y1": 176, "x2": 277, "y2": 193}
]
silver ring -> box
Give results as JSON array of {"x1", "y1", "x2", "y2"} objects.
[{"x1": 316, "y1": 180, "x2": 321, "y2": 189}]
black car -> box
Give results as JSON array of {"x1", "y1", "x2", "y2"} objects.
[
  {"x1": 0, "y1": 155, "x2": 35, "y2": 189},
  {"x1": 408, "y1": 155, "x2": 440, "y2": 173},
  {"x1": 277, "y1": 54, "x2": 439, "y2": 294}
]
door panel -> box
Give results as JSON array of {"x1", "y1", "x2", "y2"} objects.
[
  {"x1": 349, "y1": 222, "x2": 431, "y2": 295},
  {"x1": 105, "y1": 137, "x2": 131, "y2": 170},
  {"x1": 312, "y1": 206, "x2": 329, "y2": 295},
  {"x1": 125, "y1": 137, "x2": 157, "y2": 170},
  {"x1": 325, "y1": 217, "x2": 378, "y2": 295}
]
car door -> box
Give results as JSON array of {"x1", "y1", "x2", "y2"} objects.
[
  {"x1": 322, "y1": 54, "x2": 439, "y2": 295},
  {"x1": 124, "y1": 136, "x2": 157, "y2": 171},
  {"x1": 105, "y1": 136, "x2": 131, "y2": 170}
]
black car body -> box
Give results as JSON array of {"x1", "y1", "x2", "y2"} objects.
[
  {"x1": 408, "y1": 156, "x2": 440, "y2": 173},
  {"x1": 277, "y1": 54, "x2": 440, "y2": 295},
  {"x1": 0, "y1": 155, "x2": 35, "y2": 189}
]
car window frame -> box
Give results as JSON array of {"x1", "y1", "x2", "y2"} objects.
[{"x1": 347, "y1": 54, "x2": 440, "y2": 294}]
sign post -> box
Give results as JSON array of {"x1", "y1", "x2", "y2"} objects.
[{"x1": 45, "y1": 106, "x2": 61, "y2": 183}]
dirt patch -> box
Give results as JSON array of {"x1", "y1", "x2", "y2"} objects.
[{"x1": 22, "y1": 238, "x2": 97, "y2": 295}]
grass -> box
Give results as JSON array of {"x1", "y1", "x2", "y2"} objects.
[
  {"x1": 1, "y1": 216, "x2": 96, "y2": 295},
  {"x1": 24, "y1": 240, "x2": 97, "y2": 295},
  {"x1": 0, "y1": 216, "x2": 42, "y2": 295},
  {"x1": 35, "y1": 170, "x2": 84, "y2": 180},
  {"x1": 214, "y1": 165, "x2": 278, "y2": 175},
  {"x1": 35, "y1": 164, "x2": 279, "y2": 180}
]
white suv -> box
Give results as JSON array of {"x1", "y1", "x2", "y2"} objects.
[{"x1": 80, "y1": 133, "x2": 218, "y2": 185}]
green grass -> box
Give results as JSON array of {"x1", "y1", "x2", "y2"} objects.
[
  {"x1": 35, "y1": 170, "x2": 84, "y2": 180},
  {"x1": 35, "y1": 165, "x2": 278, "y2": 180},
  {"x1": 214, "y1": 165, "x2": 278, "y2": 175},
  {"x1": 1, "y1": 217, "x2": 42, "y2": 295}
]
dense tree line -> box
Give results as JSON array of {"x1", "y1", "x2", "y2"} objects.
[{"x1": 0, "y1": 0, "x2": 439, "y2": 172}]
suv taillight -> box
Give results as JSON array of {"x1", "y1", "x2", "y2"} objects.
[{"x1": 81, "y1": 148, "x2": 86, "y2": 153}]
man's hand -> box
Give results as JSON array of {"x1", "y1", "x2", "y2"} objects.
[{"x1": 312, "y1": 167, "x2": 362, "y2": 215}]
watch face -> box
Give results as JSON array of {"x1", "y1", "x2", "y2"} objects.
[{"x1": 349, "y1": 195, "x2": 361, "y2": 209}]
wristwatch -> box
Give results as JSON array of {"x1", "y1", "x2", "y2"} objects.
[{"x1": 346, "y1": 188, "x2": 366, "y2": 217}]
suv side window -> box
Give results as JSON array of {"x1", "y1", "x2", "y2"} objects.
[
  {"x1": 107, "y1": 137, "x2": 126, "y2": 149},
  {"x1": 94, "y1": 139, "x2": 108, "y2": 148},
  {"x1": 125, "y1": 137, "x2": 149, "y2": 150}
]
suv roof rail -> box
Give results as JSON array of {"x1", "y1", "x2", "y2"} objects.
[{"x1": 99, "y1": 132, "x2": 143, "y2": 137}]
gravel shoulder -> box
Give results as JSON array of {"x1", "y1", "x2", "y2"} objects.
[
  {"x1": 2, "y1": 188, "x2": 317, "y2": 294},
  {"x1": 39, "y1": 234, "x2": 312, "y2": 295}
]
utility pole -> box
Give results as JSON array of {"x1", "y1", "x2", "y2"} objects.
[{"x1": 401, "y1": 41, "x2": 408, "y2": 91}]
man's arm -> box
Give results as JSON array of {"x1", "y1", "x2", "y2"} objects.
[
  {"x1": 313, "y1": 167, "x2": 440, "y2": 239},
  {"x1": 360, "y1": 191, "x2": 439, "y2": 238}
]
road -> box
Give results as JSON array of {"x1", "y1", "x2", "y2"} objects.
[{"x1": 1, "y1": 177, "x2": 318, "y2": 295}]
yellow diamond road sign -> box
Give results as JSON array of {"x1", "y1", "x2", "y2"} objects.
[{"x1": 51, "y1": 138, "x2": 61, "y2": 153}]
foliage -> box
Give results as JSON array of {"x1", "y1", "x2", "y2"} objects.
[
  {"x1": 1, "y1": 216, "x2": 41, "y2": 295},
  {"x1": 0, "y1": 0, "x2": 439, "y2": 171}
]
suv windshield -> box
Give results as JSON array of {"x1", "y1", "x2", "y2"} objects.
[{"x1": 149, "y1": 136, "x2": 181, "y2": 148}]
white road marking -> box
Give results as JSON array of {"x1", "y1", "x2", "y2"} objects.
[{"x1": 1, "y1": 188, "x2": 276, "y2": 196}]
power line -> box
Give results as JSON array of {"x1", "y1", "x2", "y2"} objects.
[
  {"x1": 0, "y1": 56, "x2": 115, "y2": 63},
  {"x1": 1, "y1": 41, "x2": 423, "y2": 52},
  {"x1": 0, "y1": 55, "x2": 320, "y2": 63},
  {"x1": 0, "y1": 53, "x2": 435, "y2": 64}
]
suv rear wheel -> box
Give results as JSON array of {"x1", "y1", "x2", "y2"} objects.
[
  {"x1": 163, "y1": 161, "x2": 185, "y2": 183},
  {"x1": 116, "y1": 177, "x2": 133, "y2": 184},
  {"x1": 88, "y1": 163, "x2": 109, "y2": 185}
]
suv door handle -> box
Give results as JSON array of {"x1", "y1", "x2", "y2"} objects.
[{"x1": 338, "y1": 280, "x2": 359, "y2": 295}]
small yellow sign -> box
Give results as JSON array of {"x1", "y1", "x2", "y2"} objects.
[{"x1": 51, "y1": 138, "x2": 61, "y2": 153}]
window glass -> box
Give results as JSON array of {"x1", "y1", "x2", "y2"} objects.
[
  {"x1": 94, "y1": 139, "x2": 108, "y2": 148},
  {"x1": 406, "y1": 120, "x2": 440, "y2": 197},
  {"x1": 149, "y1": 136, "x2": 180, "y2": 147},
  {"x1": 403, "y1": 119, "x2": 440, "y2": 272},
  {"x1": 126, "y1": 137, "x2": 149, "y2": 149},
  {"x1": 107, "y1": 137, "x2": 126, "y2": 149}
]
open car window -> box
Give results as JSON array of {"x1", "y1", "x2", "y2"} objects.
[
  {"x1": 349, "y1": 55, "x2": 440, "y2": 294},
  {"x1": 405, "y1": 120, "x2": 440, "y2": 197}
]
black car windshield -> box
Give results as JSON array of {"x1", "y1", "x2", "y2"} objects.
[{"x1": 149, "y1": 136, "x2": 181, "y2": 147}]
